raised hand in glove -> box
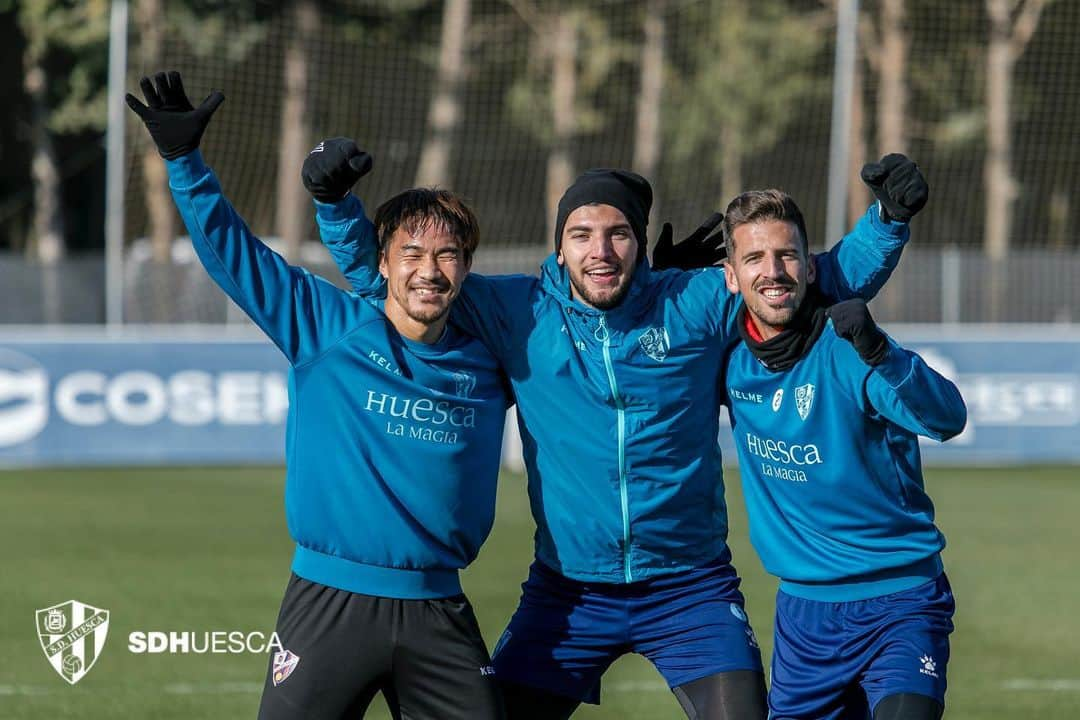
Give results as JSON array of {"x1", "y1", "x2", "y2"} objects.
[
  {"x1": 826, "y1": 299, "x2": 890, "y2": 366},
  {"x1": 651, "y1": 212, "x2": 726, "y2": 271},
  {"x1": 125, "y1": 71, "x2": 224, "y2": 160},
  {"x1": 860, "y1": 153, "x2": 928, "y2": 223},
  {"x1": 301, "y1": 137, "x2": 374, "y2": 203}
]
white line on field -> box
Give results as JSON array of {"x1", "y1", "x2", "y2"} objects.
[
  {"x1": 162, "y1": 681, "x2": 264, "y2": 695},
  {"x1": 0, "y1": 682, "x2": 264, "y2": 696},
  {"x1": 1003, "y1": 678, "x2": 1080, "y2": 692},
  {"x1": 0, "y1": 685, "x2": 52, "y2": 696}
]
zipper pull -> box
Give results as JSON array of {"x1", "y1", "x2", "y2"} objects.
[{"x1": 594, "y1": 314, "x2": 609, "y2": 343}]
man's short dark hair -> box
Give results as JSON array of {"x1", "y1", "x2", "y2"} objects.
[
  {"x1": 373, "y1": 188, "x2": 480, "y2": 262},
  {"x1": 722, "y1": 189, "x2": 809, "y2": 260}
]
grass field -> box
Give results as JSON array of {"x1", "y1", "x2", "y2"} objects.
[{"x1": 1, "y1": 466, "x2": 1078, "y2": 719}]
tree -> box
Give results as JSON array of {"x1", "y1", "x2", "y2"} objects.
[
  {"x1": 276, "y1": 0, "x2": 321, "y2": 261},
  {"x1": 126, "y1": 1, "x2": 265, "y2": 322},
  {"x1": 634, "y1": 0, "x2": 667, "y2": 229},
  {"x1": 668, "y1": 0, "x2": 827, "y2": 207},
  {"x1": 504, "y1": 0, "x2": 629, "y2": 242},
  {"x1": 861, "y1": 0, "x2": 909, "y2": 156},
  {"x1": 134, "y1": 0, "x2": 173, "y2": 266},
  {"x1": 414, "y1": 0, "x2": 472, "y2": 186},
  {"x1": 13, "y1": 0, "x2": 108, "y2": 323},
  {"x1": 984, "y1": 0, "x2": 1052, "y2": 320},
  {"x1": 16, "y1": 0, "x2": 110, "y2": 265},
  {"x1": 984, "y1": 0, "x2": 1051, "y2": 262}
]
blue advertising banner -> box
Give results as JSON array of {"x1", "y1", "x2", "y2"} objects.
[
  {"x1": 1, "y1": 326, "x2": 1078, "y2": 466},
  {"x1": 0, "y1": 330, "x2": 289, "y2": 466}
]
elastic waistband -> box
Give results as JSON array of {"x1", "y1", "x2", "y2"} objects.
[
  {"x1": 536, "y1": 542, "x2": 730, "y2": 585},
  {"x1": 779, "y1": 554, "x2": 943, "y2": 602},
  {"x1": 292, "y1": 546, "x2": 462, "y2": 600}
]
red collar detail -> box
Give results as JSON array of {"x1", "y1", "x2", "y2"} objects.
[{"x1": 743, "y1": 311, "x2": 765, "y2": 343}]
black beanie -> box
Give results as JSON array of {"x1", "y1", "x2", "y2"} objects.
[{"x1": 554, "y1": 169, "x2": 653, "y2": 264}]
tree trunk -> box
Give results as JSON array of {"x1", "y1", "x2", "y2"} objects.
[
  {"x1": 135, "y1": 0, "x2": 177, "y2": 322},
  {"x1": 984, "y1": 0, "x2": 1015, "y2": 263},
  {"x1": 985, "y1": 0, "x2": 1015, "y2": 320},
  {"x1": 136, "y1": 0, "x2": 174, "y2": 266},
  {"x1": 848, "y1": 51, "x2": 868, "y2": 228},
  {"x1": 414, "y1": 0, "x2": 471, "y2": 187},
  {"x1": 25, "y1": 64, "x2": 64, "y2": 265},
  {"x1": 547, "y1": 11, "x2": 577, "y2": 248},
  {"x1": 719, "y1": 120, "x2": 741, "y2": 211},
  {"x1": 276, "y1": 0, "x2": 319, "y2": 262},
  {"x1": 634, "y1": 0, "x2": 665, "y2": 236},
  {"x1": 877, "y1": 0, "x2": 908, "y2": 155},
  {"x1": 1048, "y1": 187, "x2": 1068, "y2": 250},
  {"x1": 26, "y1": 57, "x2": 64, "y2": 323}
]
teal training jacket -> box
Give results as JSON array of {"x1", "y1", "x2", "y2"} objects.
[
  {"x1": 724, "y1": 324, "x2": 966, "y2": 601},
  {"x1": 168, "y1": 151, "x2": 510, "y2": 599}
]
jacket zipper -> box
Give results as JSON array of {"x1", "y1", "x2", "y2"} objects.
[{"x1": 595, "y1": 314, "x2": 632, "y2": 582}]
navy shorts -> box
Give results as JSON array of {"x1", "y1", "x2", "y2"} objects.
[
  {"x1": 769, "y1": 573, "x2": 956, "y2": 720},
  {"x1": 491, "y1": 550, "x2": 763, "y2": 705}
]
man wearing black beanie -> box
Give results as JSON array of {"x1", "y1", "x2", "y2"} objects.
[
  {"x1": 309, "y1": 138, "x2": 928, "y2": 720},
  {"x1": 552, "y1": 169, "x2": 653, "y2": 310}
]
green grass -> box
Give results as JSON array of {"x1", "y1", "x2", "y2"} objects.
[{"x1": 1, "y1": 466, "x2": 1078, "y2": 718}]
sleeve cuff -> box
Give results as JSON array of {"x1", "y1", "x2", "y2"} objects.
[
  {"x1": 164, "y1": 149, "x2": 210, "y2": 188},
  {"x1": 314, "y1": 193, "x2": 366, "y2": 223},
  {"x1": 866, "y1": 202, "x2": 909, "y2": 238}
]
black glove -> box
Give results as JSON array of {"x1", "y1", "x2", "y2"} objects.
[
  {"x1": 125, "y1": 71, "x2": 224, "y2": 160},
  {"x1": 826, "y1": 299, "x2": 890, "y2": 366},
  {"x1": 860, "y1": 153, "x2": 928, "y2": 223},
  {"x1": 651, "y1": 212, "x2": 726, "y2": 271},
  {"x1": 301, "y1": 138, "x2": 374, "y2": 203}
]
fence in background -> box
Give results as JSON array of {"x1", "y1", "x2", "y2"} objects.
[{"x1": 2, "y1": 0, "x2": 1079, "y2": 326}]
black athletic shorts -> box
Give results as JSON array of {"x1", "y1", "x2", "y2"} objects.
[{"x1": 257, "y1": 573, "x2": 504, "y2": 719}]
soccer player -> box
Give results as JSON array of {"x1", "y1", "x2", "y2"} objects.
[
  {"x1": 126, "y1": 72, "x2": 510, "y2": 720},
  {"x1": 306, "y1": 137, "x2": 926, "y2": 719},
  {"x1": 720, "y1": 187, "x2": 966, "y2": 720}
]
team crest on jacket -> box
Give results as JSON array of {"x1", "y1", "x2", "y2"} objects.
[
  {"x1": 452, "y1": 371, "x2": 476, "y2": 398},
  {"x1": 36, "y1": 600, "x2": 110, "y2": 684},
  {"x1": 795, "y1": 383, "x2": 815, "y2": 420},
  {"x1": 637, "y1": 326, "x2": 670, "y2": 362}
]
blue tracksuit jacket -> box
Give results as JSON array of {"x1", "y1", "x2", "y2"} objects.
[
  {"x1": 724, "y1": 323, "x2": 967, "y2": 601},
  {"x1": 318, "y1": 194, "x2": 909, "y2": 583},
  {"x1": 167, "y1": 151, "x2": 510, "y2": 599}
]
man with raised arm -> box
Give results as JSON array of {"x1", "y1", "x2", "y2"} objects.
[
  {"x1": 304, "y1": 136, "x2": 928, "y2": 719},
  {"x1": 127, "y1": 72, "x2": 510, "y2": 720},
  {"x1": 719, "y1": 188, "x2": 965, "y2": 720}
]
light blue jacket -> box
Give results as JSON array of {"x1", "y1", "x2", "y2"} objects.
[
  {"x1": 168, "y1": 152, "x2": 510, "y2": 599},
  {"x1": 724, "y1": 323, "x2": 967, "y2": 601},
  {"x1": 319, "y1": 194, "x2": 909, "y2": 583}
]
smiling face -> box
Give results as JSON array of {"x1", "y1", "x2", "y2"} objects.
[
  {"x1": 724, "y1": 219, "x2": 815, "y2": 340},
  {"x1": 379, "y1": 222, "x2": 470, "y2": 343},
  {"x1": 557, "y1": 204, "x2": 638, "y2": 310}
]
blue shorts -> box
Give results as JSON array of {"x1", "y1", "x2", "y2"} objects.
[
  {"x1": 492, "y1": 550, "x2": 763, "y2": 704},
  {"x1": 769, "y1": 573, "x2": 956, "y2": 720}
]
